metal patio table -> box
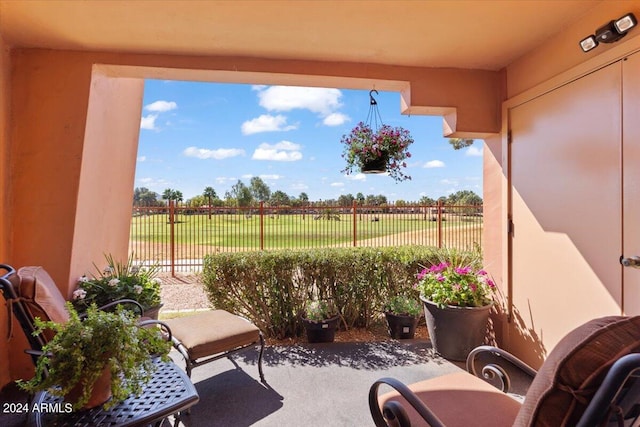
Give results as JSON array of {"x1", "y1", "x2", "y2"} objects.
[{"x1": 26, "y1": 359, "x2": 199, "y2": 427}]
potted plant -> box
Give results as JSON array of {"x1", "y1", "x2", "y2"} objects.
[
  {"x1": 300, "y1": 300, "x2": 340, "y2": 343},
  {"x1": 416, "y1": 251, "x2": 496, "y2": 361},
  {"x1": 384, "y1": 294, "x2": 422, "y2": 339},
  {"x1": 340, "y1": 121, "x2": 414, "y2": 182},
  {"x1": 17, "y1": 302, "x2": 171, "y2": 410},
  {"x1": 72, "y1": 253, "x2": 163, "y2": 319}
]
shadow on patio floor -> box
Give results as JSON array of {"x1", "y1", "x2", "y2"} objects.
[{"x1": 173, "y1": 339, "x2": 463, "y2": 427}]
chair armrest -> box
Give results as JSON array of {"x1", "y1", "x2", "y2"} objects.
[
  {"x1": 138, "y1": 319, "x2": 173, "y2": 343},
  {"x1": 369, "y1": 377, "x2": 446, "y2": 427},
  {"x1": 97, "y1": 299, "x2": 144, "y2": 316},
  {"x1": 466, "y1": 345, "x2": 537, "y2": 393}
]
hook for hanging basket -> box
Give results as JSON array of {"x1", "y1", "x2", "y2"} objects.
[
  {"x1": 366, "y1": 89, "x2": 383, "y2": 130},
  {"x1": 369, "y1": 89, "x2": 378, "y2": 105}
]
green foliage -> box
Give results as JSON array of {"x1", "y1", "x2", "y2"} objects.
[
  {"x1": 17, "y1": 303, "x2": 171, "y2": 410},
  {"x1": 162, "y1": 188, "x2": 183, "y2": 202},
  {"x1": 202, "y1": 246, "x2": 472, "y2": 338},
  {"x1": 448, "y1": 138, "x2": 475, "y2": 150},
  {"x1": 385, "y1": 295, "x2": 422, "y2": 317},
  {"x1": 302, "y1": 300, "x2": 336, "y2": 322},
  {"x1": 72, "y1": 253, "x2": 162, "y2": 311}
]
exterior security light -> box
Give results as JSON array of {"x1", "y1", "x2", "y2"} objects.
[
  {"x1": 579, "y1": 35, "x2": 598, "y2": 52},
  {"x1": 581, "y1": 13, "x2": 637, "y2": 52},
  {"x1": 615, "y1": 13, "x2": 637, "y2": 33}
]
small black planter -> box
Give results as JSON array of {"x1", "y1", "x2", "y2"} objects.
[
  {"x1": 302, "y1": 315, "x2": 340, "y2": 343},
  {"x1": 385, "y1": 312, "x2": 419, "y2": 339},
  {"x1": 360, "y1": 151, "x2": 389, "y2": 174}
]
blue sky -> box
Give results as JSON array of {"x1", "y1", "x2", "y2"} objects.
[{"x1": 135, "y1": 80, "x2": 483, "y2": 202}]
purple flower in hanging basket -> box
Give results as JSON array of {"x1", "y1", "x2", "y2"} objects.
[{"x1": 340, "y1": 121, "x2": 414, "y2": 182}]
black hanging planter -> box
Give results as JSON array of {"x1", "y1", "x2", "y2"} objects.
[
  {"x1": 361, "y1": 151, "x2": 389, "y2": 174},
  {"x1": 302, "y1": 315, "x2": 340, "y2": 343},
  {"x1": 385, "y1": 312, "x2": 419, "y2": 339}
]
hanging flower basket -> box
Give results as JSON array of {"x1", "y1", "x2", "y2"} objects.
[{"x1": 340, "y1": 91, "x2": 414, "y2": 182}]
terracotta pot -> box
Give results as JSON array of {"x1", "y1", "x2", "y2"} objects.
[
  {"x1": 385, "y1": 312, "x2": 419, "y2": 339},
  {"x1": 65, "y1": 365, "x2": 112, "y2": 410},
  {"x1": 421, "y1": 297, "x2": 493, "y2": 361},
  {"x1": 142, "y1": 303, "x2": 164, "y2": 320}
]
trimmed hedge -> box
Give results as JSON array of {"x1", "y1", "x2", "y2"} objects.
[{"x1": 202, "y1": 246, "x2": 469, "y2": 339}]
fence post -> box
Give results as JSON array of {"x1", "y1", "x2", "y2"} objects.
[
  {"x1": 353, "y1": 200, "x2": 357, "y2": 246},
  {"x1": 169, "y1": 199, "x2": 176, "y2": 277},
  {"x1": 259, "y1": 201, "x2": 265, "y2": 250},
  {"x1": 437, "y1": 199, "x2": 443, "y2": 248}
]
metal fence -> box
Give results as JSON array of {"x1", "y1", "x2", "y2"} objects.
[{"x1": 129, "y1": 201, "x2": 483, "y2": 273}]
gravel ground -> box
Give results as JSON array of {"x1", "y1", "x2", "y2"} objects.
[{"x1": 157, "y1": 273, "x2": 210, "y2": 312}]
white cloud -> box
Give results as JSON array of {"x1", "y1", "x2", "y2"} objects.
[
  {"x1": 183, "y1": 146, "x2": 246, "y2": 160},
  {"x1": 260, "y1": 174, "x2": 282, "y2": 180},
  {"x1": 140, "y1": 114, "x2": 158, "y2": 130},
  {"x1": 424, "y1": 160, "x2": 445, "y2": 168},
  {"x1": 241, "y1": 114, "x2": 297, "y2": 135},
  {"x1": 466, "y1": 146, "x2": 483, "y2": 156},
  {"x1": 323, "y1": 113, "x2": 350, "y2": 126},
  {"x1": 137, "y1": 156, "x2": 146, "y2": 162},
  {"x1": 440, "y1": 179, "x2": 458, "y2": 185},
  {"x1": 252, "y1": 141, "x2": 303, "y2": 162},
  {"x1": 330, "y1": 182, "x2": 345, "y2": 187},
  {"x1": 144, "y1": 100, "x2": 177, "y2": 112},
  {"x1": 137, "y1": 177, "x2": 169, "y2": 189},
  {"x1": 241, "y1": 174, "x2": 254, "y2": 179},
  {"x1": 256, "y1": 86, "x2": 343, "y2": 117},
  {"x1": 345, "y1": 173, "x2": 366, "y2": 181},
  {"x1": 291, "y1": 182, "x2": 309, "y2": 191},
  {"x1": 215, "y1": 176, "x2": 237, "y2": 184}
]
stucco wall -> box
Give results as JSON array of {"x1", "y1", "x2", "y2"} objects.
[
  {"x1": 70, "y1": 71, "x2": 144, "y2": 283},
  {"x1": 0, "y1": 34, "x2": 11, "y2": 388},
  {"x1": 507, "y1": 1, "x2": 640, "y2": 97}
]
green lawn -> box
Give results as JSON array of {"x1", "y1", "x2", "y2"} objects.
[{"x1": 130, "y1": 211, "x2": 482, "y2": 250}]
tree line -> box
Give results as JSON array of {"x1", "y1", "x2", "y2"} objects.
[{"x1": 134, "y1": 177, "x2": 482, "y2": 208}]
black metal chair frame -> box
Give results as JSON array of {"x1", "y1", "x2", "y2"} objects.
[
  {"x1": 369, "y1": 345, "x2": 640, "y2": 427},
  {"x1": 0, "y1": 263, "x2": 198, "y2": 426}
]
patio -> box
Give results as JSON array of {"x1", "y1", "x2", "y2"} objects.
[
  {"x1": 165, "y1": 339, "x2": 462, "y2": 426},
  {"x1": 1, "y1": 337, "x2": 466, "y2": 427}
]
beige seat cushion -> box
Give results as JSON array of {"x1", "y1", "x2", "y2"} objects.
[
  {"x1": 165, "y1": 310, "x2": 260, "y2": 360},
  {"x1": 380, "y1": 371, "x2": 522, "y2": 427},
  {"x1": 17, "y1": 266, "x2": 70, "y2": 340}
]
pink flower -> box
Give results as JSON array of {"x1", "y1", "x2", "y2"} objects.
[{"x1": 454, "y1": 266, "x2": 472, "y2": 275}]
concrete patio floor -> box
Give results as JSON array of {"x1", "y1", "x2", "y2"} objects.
[
  {"x1": 170, "y1": 338, "x2": 463, "y2": 427},
  {"x1": 0, "y1": 338, "x2": 468, "y2": 427}
]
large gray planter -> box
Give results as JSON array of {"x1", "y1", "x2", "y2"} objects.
[{"x1": 421, "y1": 297, "x2": 492, "y2": 361}]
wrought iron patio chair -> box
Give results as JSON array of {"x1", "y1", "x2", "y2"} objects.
[
  {"x1": 0, "y1": 264, "x2": 199, "y2": 426},
  {"x1": 0, "y1": 264, "x2": 157, "y2": 365},
  {"x1": 369, "y1": 315, "x2": 640, "y2": 426}
]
